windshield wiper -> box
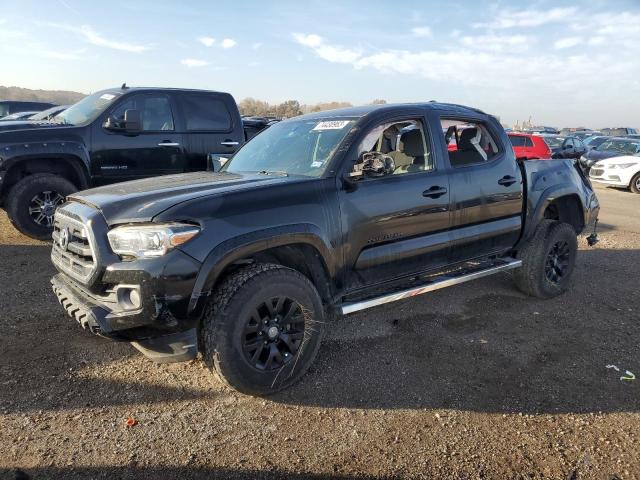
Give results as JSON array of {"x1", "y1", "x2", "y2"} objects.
[{"x1": 257, "y1": 170, "x2": 288, "y2": 176}]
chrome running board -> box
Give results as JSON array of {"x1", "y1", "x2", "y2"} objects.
[{"x1": 340, "y1": 258, "x2": 522, "y2": 315}]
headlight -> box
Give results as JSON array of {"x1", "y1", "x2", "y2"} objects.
[
  {"x1": 608, "y1": 163, "x2": 637, "y2": 169},
  {"x1": 107, "y1": 223, "x2": 200, "y2": 258}
]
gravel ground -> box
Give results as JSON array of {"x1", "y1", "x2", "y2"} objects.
[{"x1": 1, "y1": 183, "x2": 639, "y2": 480}]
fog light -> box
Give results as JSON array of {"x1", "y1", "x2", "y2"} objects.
[{"x1": 118, "y1": 287, "x2": 141, "y2": 310}]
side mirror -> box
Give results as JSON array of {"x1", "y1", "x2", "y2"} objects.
[{"x1": 124, "y1": 109, "x2": 141, "y2": 132}]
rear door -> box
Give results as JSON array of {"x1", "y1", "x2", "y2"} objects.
[
  {"x1": 338, "y1": 113, "x2": 451, "y2": 290},
  {"x1": 175, "y1": 92, "x2": 244, "y2": 171},
  {"x1": 439, "y1": 115, "x2": 524, "y2": 262},
  {"x1": 90, "y1": 92, "x2": 185, "y2": 184}
]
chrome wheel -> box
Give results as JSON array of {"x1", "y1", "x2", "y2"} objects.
[{"x1": 28, "y1": 190, "x2": 65, "y2": 226}]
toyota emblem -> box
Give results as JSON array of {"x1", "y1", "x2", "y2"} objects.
[{"x1": 59, "y1": 227, "x2": 70, "y2": 251}]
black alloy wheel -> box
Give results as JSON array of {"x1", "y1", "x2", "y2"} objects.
[
  {"x1": 544, "y1": 240, "x2": 570, "y2": 284},
  {"x1": 241, "y1": 296, "x2": 306, "y2": 371}
]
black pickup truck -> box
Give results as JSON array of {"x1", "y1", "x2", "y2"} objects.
[
  {"x1": 0, "y1": 86, "x2": 243, "y2": 239},
  {"x1": 49, "y1": 102, "x2": 599, "y2": 395}
]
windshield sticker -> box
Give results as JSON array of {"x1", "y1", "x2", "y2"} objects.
[
  {"x1": 312, "y1": 120, "x2": 350, "y2": 131},
  {"x1": 100, "y1": 93, "x2": 116, "y2": 101},
  {"x1": 311, "y1": 160, "x2": 324, "y2": 168}
]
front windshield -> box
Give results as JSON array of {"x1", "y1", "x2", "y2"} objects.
[
  {"x1": 54, "y1": 91, "x2": 122, "y2": 126},
  {"x1": 224, "y1": 117, "x2": 357, "y2": 177},
  {"x1": 597, "y1": 140, "x2": 640, "y2": 155},
  {"x1": 542, "y1": 136, "x2": 564, "y2": 148}
]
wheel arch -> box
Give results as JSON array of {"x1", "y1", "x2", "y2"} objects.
[
  {"x1": 188, "y1": 225, "x2": 338, "y2": 317},
  {"x1": 523, "y1": 185, "x2": 586, "y2": 242},
  {"x1": 1, "y1": 146, "x2": 90, "y2": 197}
]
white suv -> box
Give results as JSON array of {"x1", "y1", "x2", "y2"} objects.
[{"x1": 589, "y1": 156, "x2": 640, "y2": 194}]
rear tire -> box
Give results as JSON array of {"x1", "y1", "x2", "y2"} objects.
[
  {"x1": 630, "y1": 172, "x2": 640, "y2": 194},
  {"x1": 514, "y1": 220, "x2": 578, "y2": 298},
  {"x1": 6, "y1": 173, "x2": 76, "y2": 240},
  {"x1": 201, "y1": 263, "x2": 325, "y2": 395}
]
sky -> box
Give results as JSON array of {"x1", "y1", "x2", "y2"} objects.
[{"x1": 0, "y1": 0, "x2": 639, "y2": 128}]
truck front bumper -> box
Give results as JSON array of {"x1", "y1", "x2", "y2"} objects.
[{"x1": 50, "y1": 247, "x2": 203, "y2": 362}]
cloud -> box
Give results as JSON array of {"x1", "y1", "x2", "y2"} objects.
[
  {"x1": 77, "y1": 25, "x2": 150, "y2": 53},
  {"x1": 198, "y1": 36, "x2": 215, "y2": 47},
  {"x1": 587, "y1": 36, "x2": 605, "y2": 46},
  {"x1": 460, "y1": 34, "x2": 529, "y2": 52},
  {"x1": 221, "y1": 38, "x2": 236, "y2": 49},
  {"x1": 411, "y1": 26, "x2": 432, "y2": 38},
  {"x1": 474, "y1": 7, "x2": 576, "y2": 29},
  {"x1": 554, "y1": 36, "x2": 582, "y2": 49},
  {"x1": 40, "y1": 49, "x2": 84, "y2": 60},
  {"x1": 252, "y1": 42, "x2": 263, "y2": 50},
  {"x1": 39, "y1": 22, "x2": 150, "y2": 53},
  {"x1": 291, "y1": 32, "x2": 638, "y2": 98},
  {"x1": 181, "y1": 58, "x2": 209, "y2": 67},
  {"x1": 292, "y1": 33, "x2": 361, "y2": 64}
]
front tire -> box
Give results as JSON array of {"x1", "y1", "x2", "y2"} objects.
[
  {"x1": 6, "y1": 173, "x2": 76, "y2": 240},
  {"x1": 630, "y1": 172, "x2": 640, "y2": 194},
  {"x1": 514, "y1": 220, "x2": 578, "y2": 298},
  {"x1": 201, "y1": 263, "x2": 325, "y2": 395}
]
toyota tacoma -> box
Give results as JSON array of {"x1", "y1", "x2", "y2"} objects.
[{"x1": 49, "y1": 103, "x2": 599, "y2": 395}]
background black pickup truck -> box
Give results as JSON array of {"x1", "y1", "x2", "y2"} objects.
[
  {"x1": 49, "y1": 102, "x2": 599, "y2": 395},
  {"x1": 0, "y1": 86, "x2": 244, "y2": 239}
]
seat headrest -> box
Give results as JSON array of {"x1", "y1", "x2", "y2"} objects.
[
  {"x1": 458, "y1": 128, "x2": 479, "y2": 151},
  {"x1": 400, "y1": 129, "x2": 425, "y2": 157}
]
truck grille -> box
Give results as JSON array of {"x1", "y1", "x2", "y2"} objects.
[{"x1": 51, "y1": 208, "x2": 97, "y2": 284}]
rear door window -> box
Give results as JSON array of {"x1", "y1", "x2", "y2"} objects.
[
  {"x1": 181, "y1": 94, "x2": 232, "y2": 131},
  {"x1": 442, "y1": 119, "x2": 500, "y2": 167}
]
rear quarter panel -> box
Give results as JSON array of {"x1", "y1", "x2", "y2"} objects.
[{"x1": 520, "y1": 159, "x2": 599, "y2": 241}]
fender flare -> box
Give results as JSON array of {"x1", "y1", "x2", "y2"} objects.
[
  {"x1": 523, "y1": 184, "x2": 586, "y2": 241},
  {"x1": 187, "y1": 223, "x2": 336, "y2": 315},
  {"x1": 0, "y1": 141, "x2": 91, "y2": 190}
]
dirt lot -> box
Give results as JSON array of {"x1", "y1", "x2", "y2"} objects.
[{"x1": 1, "y1": 183, "x2": 638, "y2": 480}]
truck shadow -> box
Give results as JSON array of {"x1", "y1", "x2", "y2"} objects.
[
  {"x1": 1, "y1": 244, "x2": 638, "y2": 415},
  {"x1": 4, "y1": 467, "x2": 376, "y2": 480},
  {"x1": 274, "y1": 247, "x2": 640, "y2": 414}
]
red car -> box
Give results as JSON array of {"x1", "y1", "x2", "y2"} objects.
[{"x1": 508, "y1": 133, "x2": 552, "y2": 160}]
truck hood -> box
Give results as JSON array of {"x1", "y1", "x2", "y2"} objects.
[
  {"x1": 0, "y1": 120, "x2": 58, "y2": 132},
  {"x1": 68, "y1": 171, "x2": 296, "y2": 225},
  {"x1": 0, "y1": 124, "x2": 84, "y2": 143}
]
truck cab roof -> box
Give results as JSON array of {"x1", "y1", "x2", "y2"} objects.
[{"x1": 294, "y1": 102, "x2": 486, "y2": 121}]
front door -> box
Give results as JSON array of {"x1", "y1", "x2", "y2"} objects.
[
  {"x1": 91, "y1": 92, "x2": 185, "y2": 185},
  {"x1": 338, "y1": 116, "x2": 451, "y2": 291}
]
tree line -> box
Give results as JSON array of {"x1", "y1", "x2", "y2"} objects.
[{"x1": 239, "y1": 98, "x2": 387, "y2": 118}]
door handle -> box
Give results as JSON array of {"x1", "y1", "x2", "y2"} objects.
[
  {"x1": 221, "y1": 141, "x2": 240, "y2": 147},
  {"x1": 498, "y1": 175, "x2": 517, "y2": 187},
  {"x1": 158, "y1": 141, "x2": 180, "y2": 147},
  {"x1": 422, "y1": 186, "x2": 447, "y2": 198}
]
